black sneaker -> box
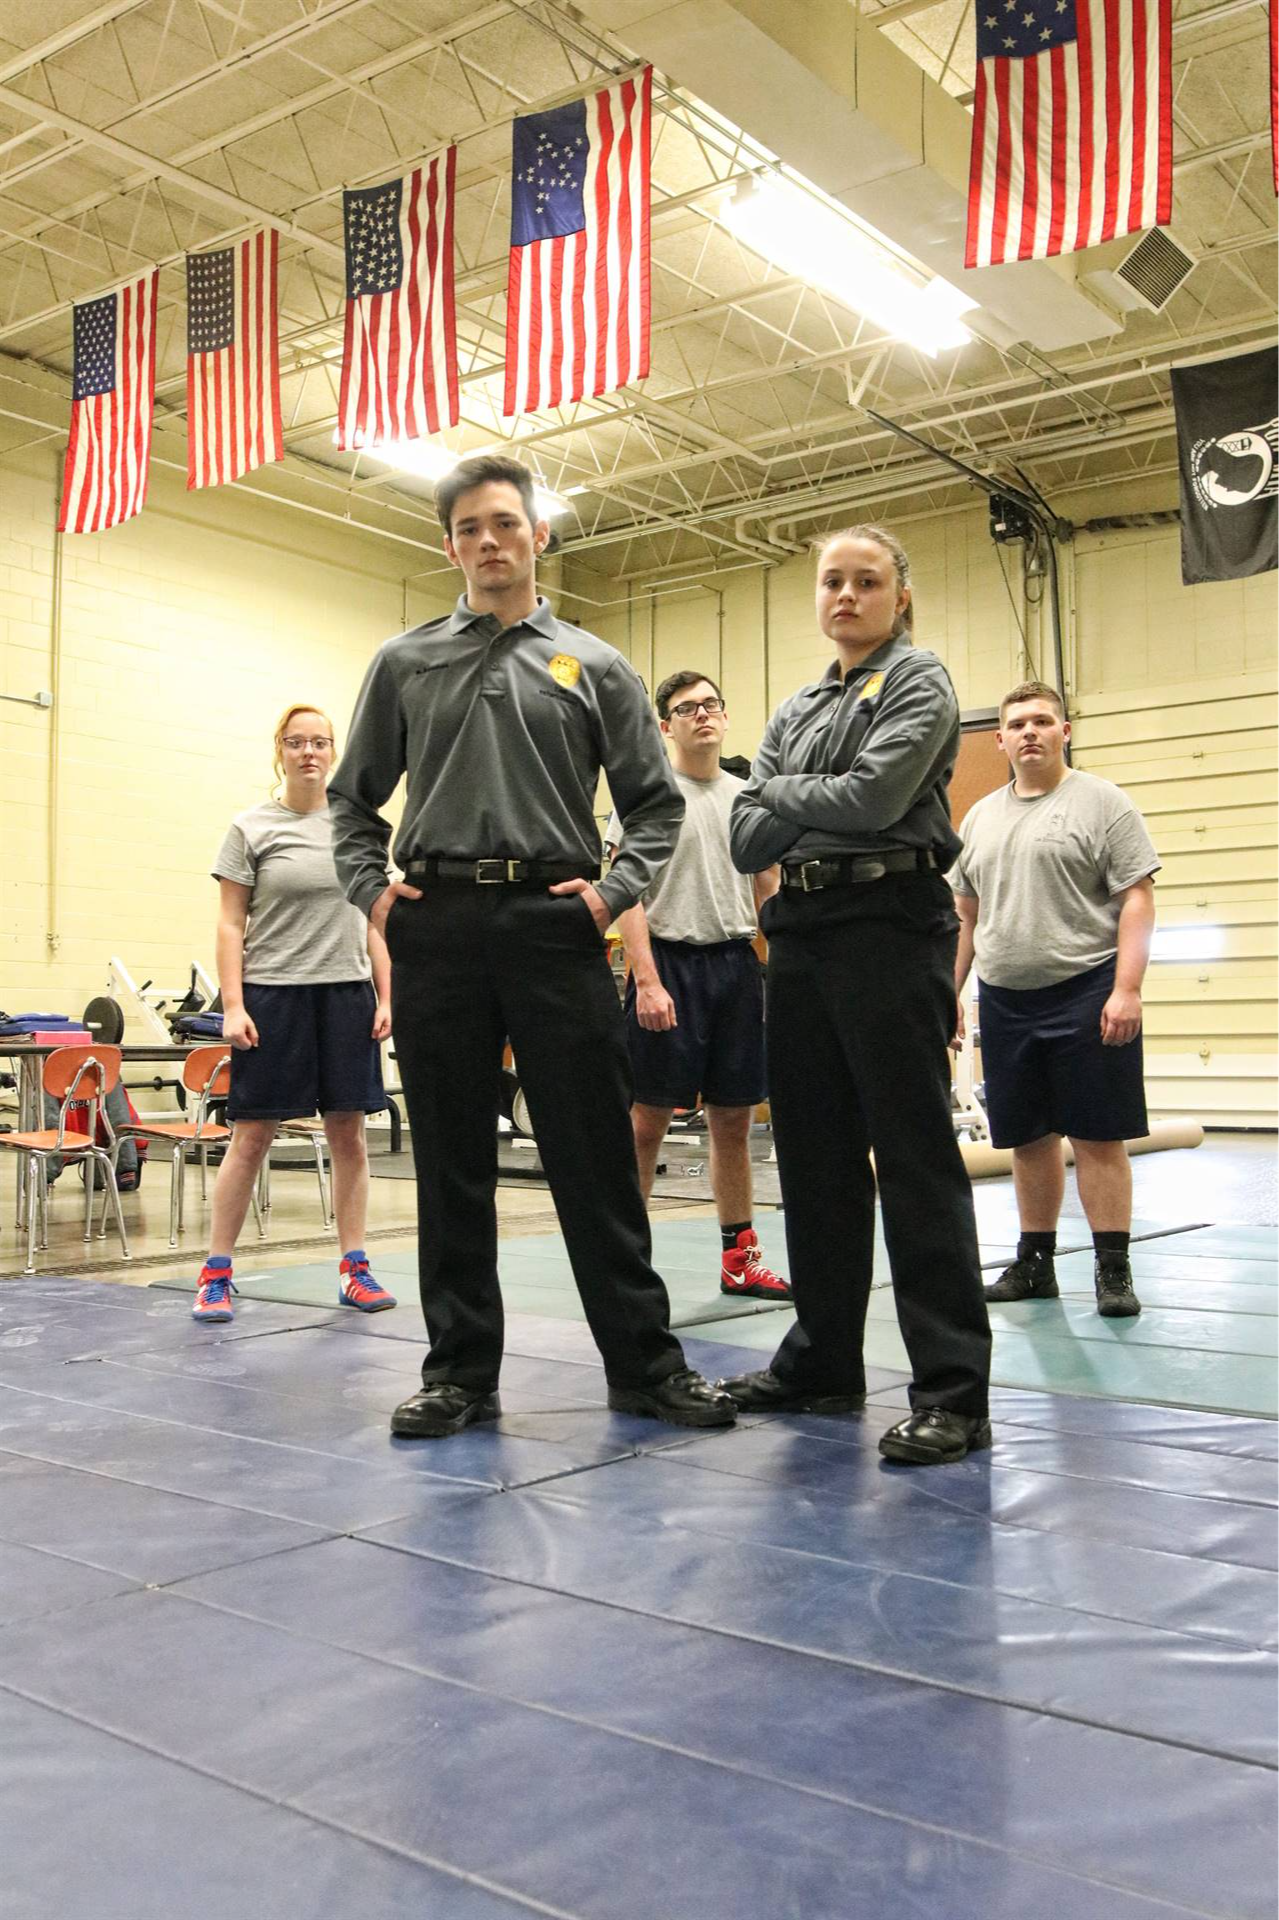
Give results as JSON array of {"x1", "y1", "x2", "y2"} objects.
[
  {"x1": 390, "y1": 1383, "x2": 501, "y2": 1438},
  {"x1": 984, "y1": 1255, "x2": 1059, "y2": 1303},
  {"x1": 1094, "y1": 1254, "x2": 1141, "y2": 1318},
  {"x1": 716, "y1": 1367, "x2": 865, "y2": 1415},
  {"x1": 878, "y1": 1407, "x2": 993, "y2": 1465},
  {"x1": 606, "y1": 1367, "x2": 737, "y2": 1428}
]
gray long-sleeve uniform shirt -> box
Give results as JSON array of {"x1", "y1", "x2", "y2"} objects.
[
  {"x1": 328, "y1": 595, "x2": 684, "y2": 920},
  {"x1": 729, "y1": 634, "x2": 963, "y2": 874}
]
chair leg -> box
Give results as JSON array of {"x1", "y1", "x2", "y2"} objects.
[
  {"x1": 177, "y1": 1147, "x2": 187, "y2": 1235},
  {"x1": 24, "y1": 1153, "x2": 39, "y2": 1274},
  {"x1": 169, "y1": 1145, "x2": 182, "y2": 1248},
  {"x1": 96, "y1": 1152, "x2": 131, "y2": 1261},
  {"x1": 199, "y1": 1144, "x2": 208, "y2": 1201},
  {"x1": 83, "y1": 1151, "x2": 97, "y2": 1243},
  {"x1": 36, "y1": 1161, "x2": 49, "y2": 1252}
]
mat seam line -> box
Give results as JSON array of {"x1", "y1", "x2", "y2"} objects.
[
  {"x1": 149, "y1": 1583, "x2": 1239, "y2": 1920},
  {"x1": 346, "y1": 1533, "x2": 1279, "y2": 1772},
  {"x1": 0, "y1": 1675, "x2": 583, "y2": 1920}
]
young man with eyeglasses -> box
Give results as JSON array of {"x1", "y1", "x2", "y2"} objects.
[
  {"x1": 606, "y1": 671, "x2": 789, "y2": 1301},
  {"x1": 328, "y1": 457, "x2": 736, "y2": 1438}
]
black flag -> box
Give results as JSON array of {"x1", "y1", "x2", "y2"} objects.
[{"x1": 1172, "y1": 348, "x2": 1278, "y2": 585}]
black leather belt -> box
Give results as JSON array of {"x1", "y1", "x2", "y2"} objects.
[
  {"x1": 780, "y1": 849, "x2": 939, "y2": 893},
  {"x1": 405, "y1": 857, "x2": 600, "y2": 886}
]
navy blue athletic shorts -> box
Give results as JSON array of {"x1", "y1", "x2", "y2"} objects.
[
  {"x1": 624, "y1": 937, "x2": 766, "y2": 1110},
  {"x1": 227, "y1": 980, "x2": 385, "y2": 1121},
  {"x1": 977, "y1": 957, "x2": 1148, "y2": 1148}
]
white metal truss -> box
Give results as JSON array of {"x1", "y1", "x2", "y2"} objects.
[{"x1": 0, "y1": 0, "x2": 1271, "y2": 577}]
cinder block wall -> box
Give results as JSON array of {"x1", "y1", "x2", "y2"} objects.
[{"x1": 0, "y1": 444, "x2": 454, "y2": 1019}]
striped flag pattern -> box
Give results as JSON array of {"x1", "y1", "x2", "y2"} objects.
[
  {"x1": 337, "y1": 150, "x2": 459, "y2": 450},
  {"x1": 965, "y1": 0, "x2": 1172, "y2": 268},
  {"x1": 503, "y1": 68, "x2": 652, "y2": 417},
  {"x1": 186, "y1": 230, "x2": 283, "y2": 490},
  {"x1": 58, "y1": 270, "x2": 158, "y2": 534}
]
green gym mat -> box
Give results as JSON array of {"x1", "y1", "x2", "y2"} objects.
[{"x1": 150, "y1": 1213, "x2": 1275, "y2": 1415}]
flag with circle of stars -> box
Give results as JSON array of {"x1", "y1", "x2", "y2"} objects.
[
  {"x1": 336, "y1": 155, "x2": 459, "y2": 447},
  {"x1": 510, "y1": 100, "x2": 588, "y2": 247},
  {"x1": 504, "y1": 69, "x2": 652, "y2": 417},
  {"x1": 976, "y1": 0, "x2": 1075, "y2": 61},
  {"x1": 344, "y1": 178, "x2": 405, "y2": 298}
]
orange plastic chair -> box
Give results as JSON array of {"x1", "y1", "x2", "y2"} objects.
[
  {"x1": 0, "y1": 1045, "x2": 130, "y2": 1273},
  {"x1": 115, "y1": 1045, "x2": 264, "y2": 1248}
]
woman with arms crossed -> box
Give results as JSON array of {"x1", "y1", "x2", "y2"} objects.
[
  {"x1": 192, "y1": 703, "x2": 395, "y2": 1322},
  {"x1": 720, "y1": 526, "x2": 991, "y2": 1464}
]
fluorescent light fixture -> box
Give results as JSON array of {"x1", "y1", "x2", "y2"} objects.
[
  {"x1": 350, "y1": 438, "x2": 570, "y2": 519},
  {"x1": 362, "y1": 439, "x2": 459, "y2": 482},
  {"x1": 1150, "y1": 926, "x2": 1227, "y2": 962},
  {"x1": 722, "y1": 175, "x2": 976, "y2": 356}
]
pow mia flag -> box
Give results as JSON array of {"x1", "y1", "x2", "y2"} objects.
[{"x1": 1172, "y1": 348, "x2": 1279, "y2": 584}]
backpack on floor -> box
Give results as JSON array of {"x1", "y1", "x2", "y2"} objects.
[{"x1": 43, "y1": 1082, "x2": 148, "y2": 1190}]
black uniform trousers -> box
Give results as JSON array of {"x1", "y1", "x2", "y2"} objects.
[
  {"x1": 385, "y1": 883, "x2": 685, "y2": 1393},
  {"x1": 761, "y1": 872, "x2": 991, "y2": 1419}
]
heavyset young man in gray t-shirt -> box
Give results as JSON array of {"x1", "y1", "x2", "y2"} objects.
[{"x1": 952, "y1": 682, "x2": 1159, "y2": 1317}]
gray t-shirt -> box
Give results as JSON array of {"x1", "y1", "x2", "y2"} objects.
[
  {"x1": 608, "y1": 770, "x2": 756, "y2": 944},
  {"x1": 213, "y1": 801, "x2": 371, "y2": 985},
  {"x1": 952, "y1": 770, "x2": 1159, "y2": 989}
]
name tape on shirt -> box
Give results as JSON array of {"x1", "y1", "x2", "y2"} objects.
[{"x1": 548, "y1": 652, "x2": 581, "y2": 689}]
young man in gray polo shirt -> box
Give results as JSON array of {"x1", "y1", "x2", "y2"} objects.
[
  {"x1": 328, "y1": 455, "x2": 735, "y2": 1438},
  {"x1": 606, "y1": 670, "x2": 789, "y2": 1302},
  {"x1": 952, "y1": 681, "x2": 1159, "y2": 1317}
]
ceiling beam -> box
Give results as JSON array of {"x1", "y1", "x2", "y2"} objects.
[
  {"x1": 0, "y1": 82, "x2": 347, "y2": 263},
  {"x1": 0, "y1": 1, "x2": 149, "y2": 84}
]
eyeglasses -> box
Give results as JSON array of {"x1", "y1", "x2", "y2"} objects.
[
  {"x1": 282, "y1": 735, "x2": 334, "y2": 752},
  {"x1": 668, "y1": 696, "x2": 724, "y2": 719}
]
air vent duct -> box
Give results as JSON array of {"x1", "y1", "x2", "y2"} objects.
[{"x1": 1113, "y1": 229, "x2": 1196, "y2": 312}]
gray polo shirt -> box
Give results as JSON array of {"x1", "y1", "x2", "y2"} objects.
[
  {"x1": 730, "y1": 635, "x2": 962, "y2": 874},
  {"x1": 328, "y1": 595, "x2": 683, "y2": 920}
]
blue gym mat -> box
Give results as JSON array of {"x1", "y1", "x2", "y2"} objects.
[{"x1": 0, "y1": 1273, "x2": 1273, "y2": 1919}]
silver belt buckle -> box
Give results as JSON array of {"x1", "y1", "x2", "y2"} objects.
[
  {"x1": 797, "y1": 860, "x2": 826, "y2": 893},
  {"x1": 475, "y1": 859, "x2": 516, "y2": 884}
]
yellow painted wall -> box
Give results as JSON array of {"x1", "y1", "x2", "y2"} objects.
[{"x1": 0, "y1": 444, "x2": 454, "y2": 1022}]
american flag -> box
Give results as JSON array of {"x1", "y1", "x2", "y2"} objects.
[
  {"x1": 337, "y1": 151, "x2": 458, "y2": 450},
  {"x1": 966, "y1": 0, "x2": 1171, "y2": 267},
  {"x1": 58, "y1": 270, "x2": 158, "y2": 534},
  {"x1": 503, "y1": 68, "x2": 652, "y2": 417},
  {"x1": 186, "y1": 230, "x2": 283, "y2": 490}
]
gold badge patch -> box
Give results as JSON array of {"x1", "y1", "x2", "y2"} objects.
[
  {"x1": 548, "y1": 653, "x2": 581, "y2": 689},
  {"x1": 858, "y1": 672, "x2": 885, "y2": 703}
]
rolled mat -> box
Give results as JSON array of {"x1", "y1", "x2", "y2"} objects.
[{"x1": 960, "y1": 1118, "x2": 1205, "y2": 1181}]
